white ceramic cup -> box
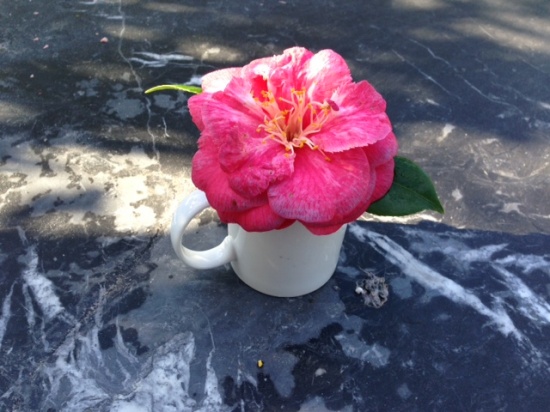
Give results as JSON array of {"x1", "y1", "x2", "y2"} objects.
[{"x1": 170, "y1": 190, "x2": 347, "y2": 297}]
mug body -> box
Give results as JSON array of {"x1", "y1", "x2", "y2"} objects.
[{"x1": 228, "y1": 222, "x2": 347, "y2": 297}]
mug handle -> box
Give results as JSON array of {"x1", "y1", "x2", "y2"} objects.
[{"x1": 170, "y1": 190, "x2": 236, "y2": 269}]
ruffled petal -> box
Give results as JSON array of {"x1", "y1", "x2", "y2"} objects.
[
  {"x1": 337, "y1": 79, "x2": 387, "y2": 112},
  {"x1": 189, "y1": 47, "x2": 400, "y2": 233},
  {"x1": 198, "y1": 84, "x2": 264, "y2": 145},
  {"x1": 268, "y1": 148, "x2": 371, "y2": 223},
  {"x1": 312, "y1": 81, "x2": 392, "y2": 153},
  {"x1": 300, "y1": 160, "x2": 376, "y2": 234},
  {"x1": 201, "y1": 67, "x2": 241, "y2": 92},
  {"x1": 303, "y1": 222, "x2": 345, "y2": 236},
  {"x1": 187, "y1": 93, "x2": 210, "y2": 132},
  {"x1": 191, "y1": 137, "x2": 266, "y2": 213},
  {"x1": 266, "y1": 48, "x2": 314, "y2": 101},
  {"x1": 369, "y1": 159, "x2": 395, "y2": 202},
  {"x1": 363, "y1": 132, "x2": 398, "y2": 201},
  {"x1": 220, "y1": 130, "x2": 295, "y2": 198},
  {"x1": 304, "y1": 49, "x2": 352, "y2": 102},
  {"x1": 191, "y1": 74, "x2": 263, "y2": 134},
  {"x1": 218, "y1": 204, "x2": 290, "y2": 232},
  {"x1": 364, "y1": 132, "x2": 398, "y2": 168}
]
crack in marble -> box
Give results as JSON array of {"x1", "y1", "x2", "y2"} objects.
[
  {"x1": 392, "y1": 49, "x2": 462, "y2": 101},
  {"x1": 407, "y1": 38, "x2": 527, "y2": 115},
  {"x1": 86, "y1": 0, "x2": 161, "y2": 161},
  {"x1": 519, "y1": 57, "x2": 550, "y2": 77},
  {"x1": 490, "y1": 81, "x2": 550, "y2": 113},
  {"x1": 463, "y1": 78, "x2": 522, "y2": 112}
]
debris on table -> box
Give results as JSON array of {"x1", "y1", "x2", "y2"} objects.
[{"x1": 355, "y1": 271, "x2": 389, "y2": 308}]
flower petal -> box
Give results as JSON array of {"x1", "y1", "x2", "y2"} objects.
[
  {"x1": 189, "y1": 47, "x2": 400, "y2": 233},
  {"x1": 337, "y1": 79, "x2": 387, "y2": 112},
  {"x1": 303, "y1": 222, "x2": 346, "y2": 236},
  {"x1": 364, "y1": 132, "x2": 398, "y2": 168},
  {"x1": 191, "y1": 137, "x2": 265, "y2": 213},
  {"x1": 364, "y1": 132, "x2": 398, "y2": 201},
  {"x1": 188, "y1": 93, "x2": 210, "y2": 131},
  {"x1": 312, "y1": 81, "x2": 392, "y2": 153},
  {"x1": 201, "y1": 67, "x2": 241, "y2": 92},
  {"x1": 268, "y1": 148, "x2": 371, "y2": 224},
  {"x1": 370, "y1": 159, "x2": 395, "y2": 202},
  {"x1": 218, "y1": 204, "x2": 290, "y2": 232},
  {"x1": 220, "y1": 131, "x2": 295, "y2": 198},
  {"x1": 197, "y1": 82, "x2": 264, "y2": 146},
  {"x1": 304, "y1": 49, "x2": 352, "y2": 102},
  {"x1": 265, "y1": 48, "x2": 314, "y2": 100}
]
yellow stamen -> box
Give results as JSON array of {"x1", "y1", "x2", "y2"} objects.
[{"x1": 256, "y1": 88, "x2": 336, "y2": 160}]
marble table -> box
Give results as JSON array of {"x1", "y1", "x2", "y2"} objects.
[
  {"x1": 1, "y1": 0, "x2": 550, "y2": 411},
  {"x1": 1, "y1": 220, "x2": 549, "y2": 411}
]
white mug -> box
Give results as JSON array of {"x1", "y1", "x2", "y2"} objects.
[{"x1": 170, "y1": 190, "x2": 347, "y2": 297}]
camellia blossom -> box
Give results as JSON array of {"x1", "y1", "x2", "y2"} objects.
[{"x1": 188, "y1": 47, "x2": 398, "y2": 235}]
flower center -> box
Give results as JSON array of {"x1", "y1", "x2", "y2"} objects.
[{"x1": 255, "y1": 88, "x2": 337, "y2": 159}]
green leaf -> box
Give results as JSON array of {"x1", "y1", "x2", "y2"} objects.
[
  {"x1": 144, "y1": 84, "x2": 202, "y2": 95},
  {"x1": 367, "y1": 156, "x2": 444, "y2": 216}
]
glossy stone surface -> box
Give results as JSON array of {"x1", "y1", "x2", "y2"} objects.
[{"x1": 1, "y1": 0, "x2": 549, "y2": 411}]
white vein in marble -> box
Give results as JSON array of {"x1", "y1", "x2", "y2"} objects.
[
  {"x1": 336, "y1": 333, "x2": 391, "y2": 368},
  {"x1": 349, "y1": 225, "x2": 520, "y2": 338},
  {"x1": 130, "y1": 52, "x2": 195, "y2": 68},
  {"x1": 37, "y1": 286, "x2": 226, "y2": 412},
  {"x1": 0, "y1": 285, "x2": 14, "y2": 349},
  {"x1": 401, "y1": 226, "x2": 550, "y2": 326},
  {"x1": 21, "y1": 248, "x2": 65, "y2": 321}
]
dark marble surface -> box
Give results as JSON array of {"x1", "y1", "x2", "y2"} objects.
[
  {"x1": 2, "y1": 221, "x2": 550, "y2": 411},
  {"x1": 1, "y1": 0, "x2": 550, "y2": 411}
]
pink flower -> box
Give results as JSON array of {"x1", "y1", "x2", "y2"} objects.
[{"x1": 188, "y1": 47, "x2": 398, "y2": 235}]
